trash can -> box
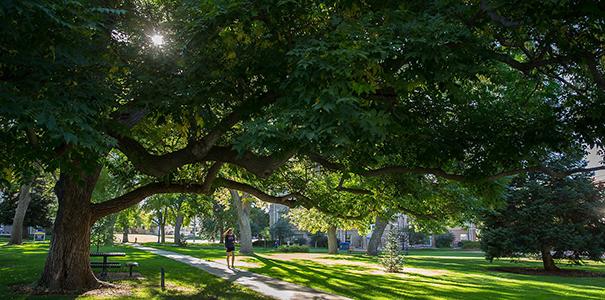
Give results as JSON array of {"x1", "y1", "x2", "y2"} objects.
[{"x1": 339, "y1": 242, "x2": 350, "y2": 251}]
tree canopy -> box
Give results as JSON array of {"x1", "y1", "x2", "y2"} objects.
[{"x1": 1, "y1": 0, "x2": 605, "y2": 291}]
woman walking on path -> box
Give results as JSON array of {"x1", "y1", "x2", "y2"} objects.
[{"x1": 224, "y1": 228, "x2": 236, "y2": 268}]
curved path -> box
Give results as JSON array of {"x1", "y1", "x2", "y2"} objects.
[{"x1": 133, "y1": 244, "x2": 351, "y2": 300}]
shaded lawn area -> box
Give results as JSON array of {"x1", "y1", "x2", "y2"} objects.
[
  {"x1": 149, "y1": 243, "x2": 605, "y2": 300},
  {"x1": 0, "y1": 240, "x2": 269, "y2": 300}
]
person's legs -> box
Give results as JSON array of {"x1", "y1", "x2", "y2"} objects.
[
  {"x1": 226, "y1": 251, "x2": 231, "y2": 268},
  {"x1": 231, "y1": 251, "x2": 235, "y2": 267}
]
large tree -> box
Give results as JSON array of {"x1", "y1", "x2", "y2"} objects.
[
  {"x1": 481, "y1": 155, "x2": 605, "y2": 271},
  {"x1": 1, "y1": 0, "x2": 605, "y2": 291}
]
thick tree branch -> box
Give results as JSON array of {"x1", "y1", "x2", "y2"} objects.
[
  {"x1": 214, "y1": 177, "x2": 306, "y2": 208},
  {"x1": 92, "y1": 163, "x2": 223, "y2": 220},
  {"x1": 111, "y1": 93, "x2": 284, "y2": 178},
  {"x1": 309, "y1": 154, "x2": 605, "y2": 182}
]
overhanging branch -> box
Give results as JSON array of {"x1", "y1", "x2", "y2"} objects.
[
  {"x1": 92, "y1": 163, "x2": 223, "y2": 220},
  {"x1": 214, "y1": 177, "x2": 307, "y2": 208}
]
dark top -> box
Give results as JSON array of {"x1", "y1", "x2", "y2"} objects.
[{"x1": 225, "y1": 234, "x2": 235, "y2": 248}]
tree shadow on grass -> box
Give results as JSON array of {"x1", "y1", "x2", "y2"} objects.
[{"x1": 248, "y1": 252, "x2": 605, "y2": 300}]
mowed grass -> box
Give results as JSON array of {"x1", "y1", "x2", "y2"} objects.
[
  {"x1": 149, "y1": 243, "x2": 605, "y2": 300},
  {"x1": 0, "y1": 239, "x2": 269, "y2": 300}
]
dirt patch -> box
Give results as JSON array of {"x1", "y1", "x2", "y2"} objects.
[
  {"x1": 490, "y1": 267, "x2": 605, "y2": 277},
  {"x1": 80, "y1": 284, "x2": 134, "y2": 297}
]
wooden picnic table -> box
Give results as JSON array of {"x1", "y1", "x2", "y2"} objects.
[{"x1": 90, "y1": 252, "x2": 125, "y2": 279}]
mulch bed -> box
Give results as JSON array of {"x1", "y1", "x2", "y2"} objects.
[{"x1": 490, "y1": 267, "x2": 605, "y2": 277}]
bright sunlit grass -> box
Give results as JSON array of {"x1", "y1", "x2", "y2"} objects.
[{"x1": 152, "y1": 243, "x2": 605, "y2": 300}]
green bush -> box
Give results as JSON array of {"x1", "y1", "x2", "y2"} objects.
[
  {"x1": 277, "y1": 245, "x2": 310, "y2": 253},
  {"x1": 458, "y1": 240, "x2": 481, "y2": 249},
  {"x1": 435, "y1": 233, "x2": 454, "y2": 248}
]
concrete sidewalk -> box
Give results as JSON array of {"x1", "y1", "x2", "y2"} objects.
[{"x1": 132, "y1": 244, "x2": 351, "y2": 300}]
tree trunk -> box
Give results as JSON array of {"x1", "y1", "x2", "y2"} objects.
[
  {"x1": 157, "y1": 223, "x2": 161, "y2": 243},
  {"x1": 219, "y1": 222, "x2": 225, "y2": 244},
  {"x1": 541, "y1": 246, "x2": 560, "y2": 271},
  {"x1": 174, "y1": 214, "x2": 184, "y2": 245},
  {"x1": 367, "y1": 215, "x2": 389, "y2": 256},
  {"x1": 327, "y1": 226, "x2": 338, "y2": 254},
  {"x1": 160, "y1": 220, "x2": 166, "y2": 244},
  {"x1": 231, "y1": 190, "x2": 253, "y2": 254},
  {"x1": 38, "y1": 169, "x2": 101, "y2": 291},
  {"x1": 122, "y1": 224, "x2": 129, "y2": 243},
  {"x1": 9, "y1": 184, "x2": 32, "y2": 245}
]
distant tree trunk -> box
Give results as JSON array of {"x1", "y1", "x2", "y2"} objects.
[
  {"x1": 541, "y1": 246, "x2": 560, "y2": 271},
  {"x1": 9, "y1": 184, "x2": 33, "y2": 245},
  {"x1": 367, "y1": 215, "x2": 389, "y2": 256},
  {"x1": 157, "y1": 224, "x2": 161, "y2": 243},
  {"x1": 231, "y1": 190, "x2": 253, "y2": 254},
  {"x1": 327, "y1": 226, "x2": 338, "y2": 254},
  {"x1": 122, "y1": 224, "x2": 129, "y2": 243},
  {"x1": 38, "y1": 168, "x2": 101, "y2": 291},
  {"x1": 219, "y1": 222, "x2": 225, "y2": 244},
  {"x1": 174, "y1": 214, "x2": 184, "y2": 245},
  {"x1": 160, "y1": 216, "x2": 166, "y2": 244}
]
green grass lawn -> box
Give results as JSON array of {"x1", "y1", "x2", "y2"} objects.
[
  {"x1": 0, "y1": 240, "x2": 269, "y2": 300},
  {"x1": 148, "y1": 243, "x2": 605, "y2": 300}
]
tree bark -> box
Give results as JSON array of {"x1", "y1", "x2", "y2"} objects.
[
  {"x1": 231, "y1": 190, "x2": 253, "y2": 254},
  {"x1": 219, "y1": 221, "x2": 225, "y2": 244},
  {"x1": 367, "y1": 215, "x2": 389, "y2": 256},
  {"x1": 38, "y1": 168, "x2": 101, "y2": 291},
  {"x1": 174, "y1": 213, "x2": 184, "y2": 245},
  {"x1": 9, "y1": 184, "x2": 32, "y2": 245},
  {"x1": 541, "y1": 246, "x2": 560, "y2": 271},
  {"x1": 327, "y1": 226, "x2": 338, "y2": 254},
  {"x1": 160, "y1": 218, "x2": 166, "y2": 244},
  {"x1": 122, "y1": 224, "x2": 129, "y2": 243}
]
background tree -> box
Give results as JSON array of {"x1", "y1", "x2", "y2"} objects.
[
  {"x1": 115, "y1": 206, "x2": 141, "y2": 243},
  {"x1": 250, "y1": 205, "x2": 270, "y2": 240},
  {"x1": 380, "y1": 229, "x2": 405, "y2": 273},
  {"x1": 230, "y1": 190, "x2": 253, "y2": 254},
  {"x1": 481, "y1": 155, "x2": 605, "y2": 271},
  {"x1": 289, "y1": 207, "x2": 368, "y2": 254},
  {"x1": 142, "y1": 196, "x2": 170, "y2": 243},
  {"x1": 270, "y1": 218, "x2": 294, "y2": 246},
  {"x1": 0, "y1": 176, "x2": 55, "y2": 243}
]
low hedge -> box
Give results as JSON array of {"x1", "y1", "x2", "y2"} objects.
[
  {"x1": 252, "y1": 240, "x2": 277, "y2": 247},
  {"x1": 458, "y1": 240, "x2": 481, "y2": 250},
  {"x1": 277, "y1": 245, "x2": 310, "y2": 253}
]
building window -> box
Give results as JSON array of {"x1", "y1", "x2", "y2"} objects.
[{"x1": 460, "y1": 233, "x2": 468, "y2": 241}]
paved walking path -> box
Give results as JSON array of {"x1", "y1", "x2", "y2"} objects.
[{"x1": 132, "y1": 244, "x2": 351, "y2": 300}]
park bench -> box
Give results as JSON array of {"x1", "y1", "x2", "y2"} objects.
[{"x1": 90, "y1": 252, "x2": 126, "y2": 279}]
